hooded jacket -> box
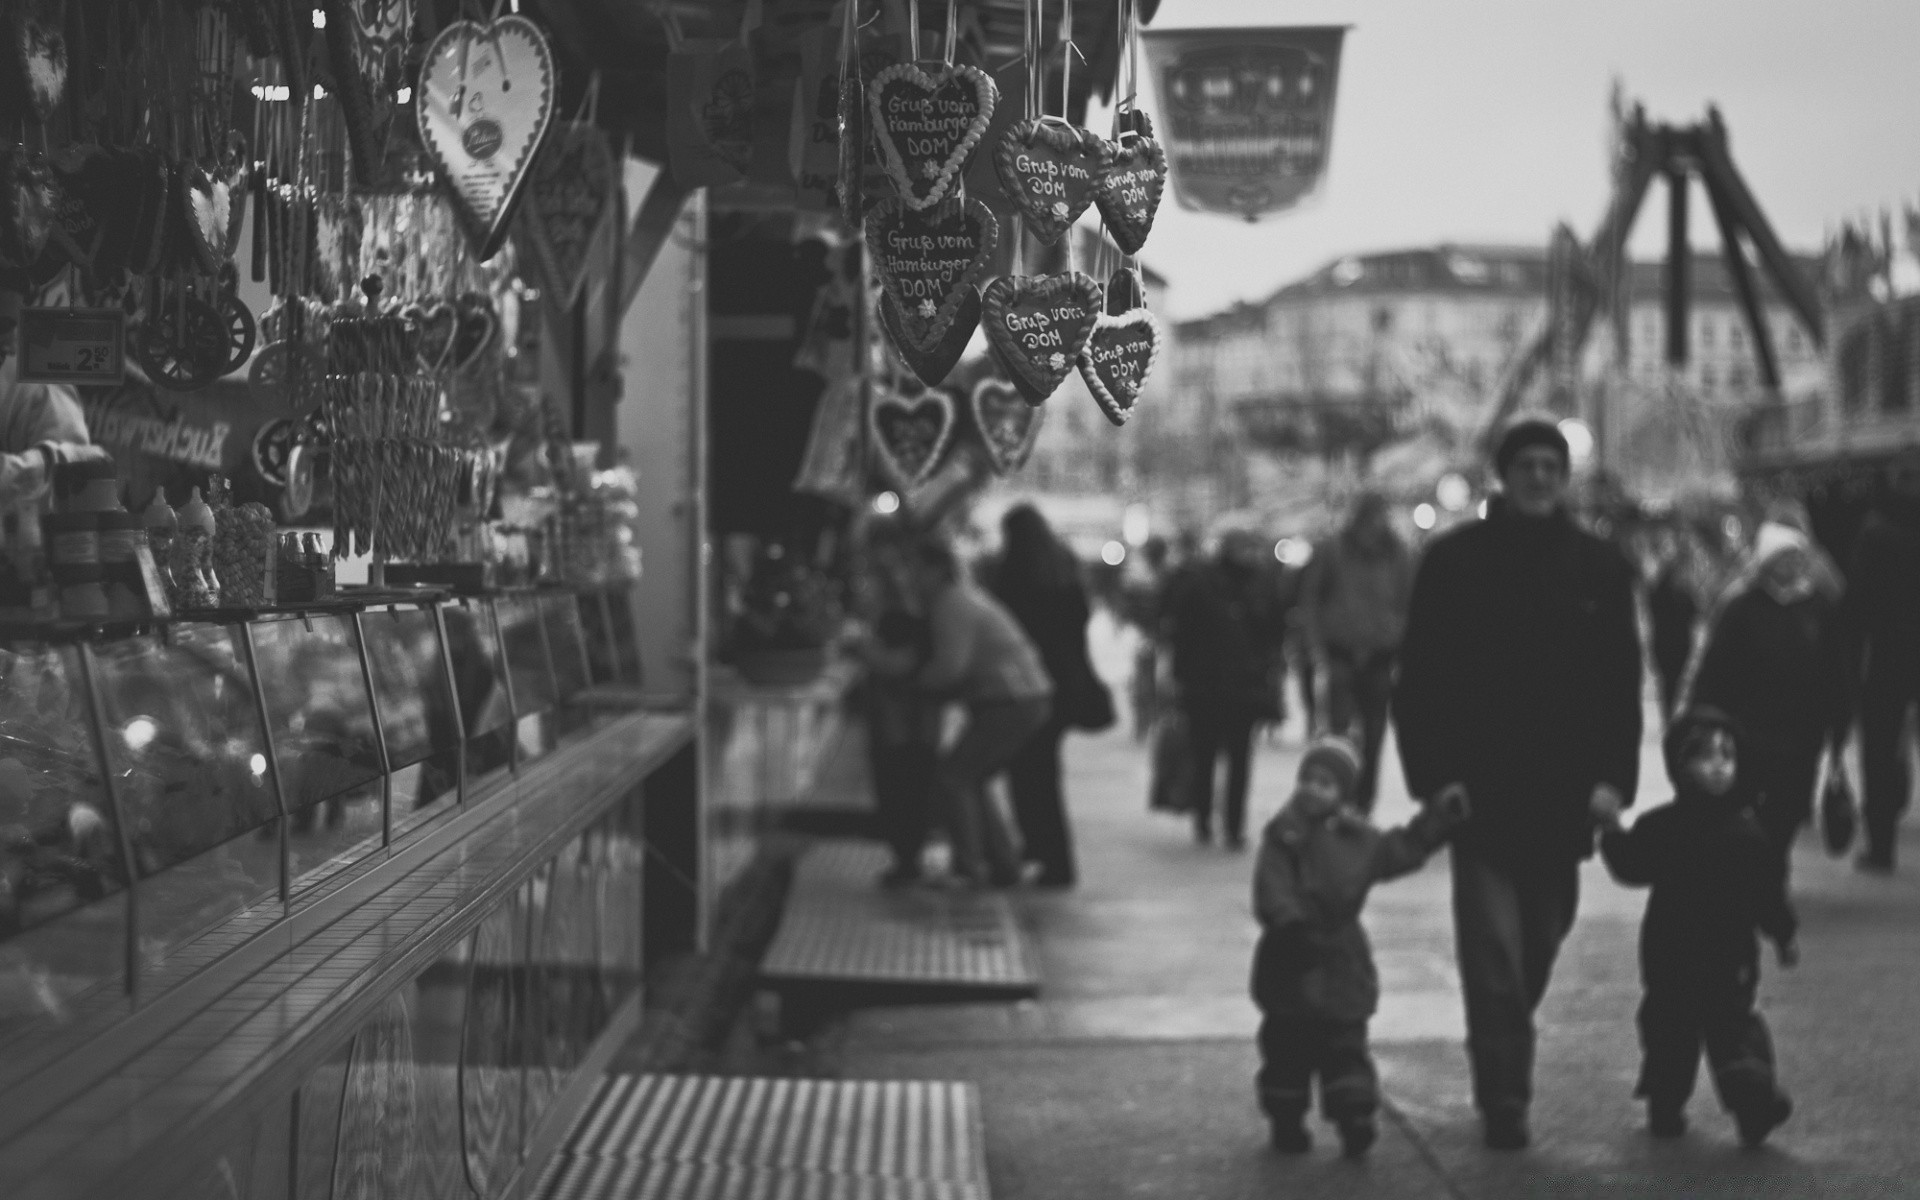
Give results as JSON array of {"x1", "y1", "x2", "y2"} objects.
[
  {"x1": 1250, "y1": 798, "x2": 1455, "y2": 1020},
  {"x1": 1392, "y1": 497, "x2": 1644, "y2": 866},
  {"x1": 1599, "y1": 708, "x2": 1797, "y2": 987}
]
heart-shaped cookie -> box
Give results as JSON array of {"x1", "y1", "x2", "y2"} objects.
[
  {"x1": 6, "y1": 0, "x2": 66, "y2": 124},
  {"x1": 864, "y1": 194, "x2": 998, "y2": 348},
  {"x1": 1077, "y1": 308, "x2": 1162, "y2": 427},
  {"x1": 992, "y1": 117, "x2": 1111, "y2": 245},
  {"x1": 409, "y1": 301, "x2": 458, "y2": 372},
  {"x1": 1094, "y1": 124, "x2": 1168, "y2": 256},
  {"x1": 970, "y1": 377, "x2": 1043, "y2": 475},
  {"x1": 869, "y1": 383, "x2": 956, "y2": 490},
  {"x1": 981, "y1": 272, "x2": 1102, "y2": 404},
  {"x1": 521, "y1": 122, "x2": 617, "y2": 306},
  {"x1": 867, "y1": 62, "x2": 996, "y2": 210},
  {"x1": 1106, "y1": 266, "x2": 1145, "y2": 315},
  {"x1": 452, "y1": 294, "x2": 499, "y2": 372},
  {"x1": 416, "y1": 15, "x2": 557, "y2": 260},
  {"x1": 879, "y1": 284, "x2": 979, "y2": 387}
]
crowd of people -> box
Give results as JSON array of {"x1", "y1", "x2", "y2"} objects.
[{"x1": 841, "y1": 413, "x2": 1920, "y2": 1161}]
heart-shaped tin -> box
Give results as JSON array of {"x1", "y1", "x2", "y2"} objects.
[
  {"x1": 970, "y1": 376, "x2": 1044, "y2": 475},
  {"x1": 991, "y1": 117, "x2": 1110, "y2": 245},
  {"x1": 1077, "y1": 308, "x2": 1162, "y2": 427},
  {"x1": 981, "y1": 271, "x2": 1102, "y2": 404},
  {"x1": 416, "y1": 15, "x2": 557, "y2": 260},
  {"x1": 866, "y1": 61, "x2": 996, "y2": 210},
  {"x1": 869, "y1": 383, "x2": 957, "y2": 490}
]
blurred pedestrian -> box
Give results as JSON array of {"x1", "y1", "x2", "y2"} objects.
[
  {"x1": 984, "y1": 505, "x2": 1103, "y2": 887},
  {"x1": 1845, "y1": 487, "x2": 1920, "y2": 873},
  {"x1": 1392, "y1": 414, "x2": 1644, "y2": 1151},
  {"x1": 1166, "y1": 528, "x2": 1287, "y2": 849},
  {"x1": 1122, "y1": 534, "x2": 1172, "y2": 741},
  {"x1": 1597, "y1": 707, "x2": 1797, "y2": 1147},
  {"x1": 1300, "y1": 492, "x2": 1414, "y2": 812},
  {"x1": 1690, "y1": 520, "x2": 1851, "y2": 881},
  {"x1": 1251, "y1": 736, "x2": 1464, "y2": 1158},
  {"x1": 904, "y1": 538, "x2": 1053, "y2": 887}
]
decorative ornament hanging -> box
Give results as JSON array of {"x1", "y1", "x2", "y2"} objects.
[
  {"x1": 1095, "y1": 110, "x2": 1167, "y2": 255},
  {"x1": 992, "y1": 118, "x2": 1110, "y2": 245},
  {"x1": 864, "y1": 194, "x2": 997, "y2": 358},
  {"x1": 1, "y1": 0, "x2": 66, "y2": 125},
  {"x1": 1105, "y1": 265, "x2": 1144, "y2": 314},
  {"x1": 1078, "y1": 307, "x2": 1162, "y2": 427},
  {"x1": 407, "y1": 299, "x2": 458, "y2": 373},
  {"x1": 519, "y1": 122, "x2": 617, "y2": 307},
  {"x1": 982, "y1": 272, "x2": 1102, "y2": 404},
  {"x1": 879, "y1": 286, "x2": 979, "y2": 388},
  {"x1": 866, "y1": 62, "x2": 997, "y2": 210},
  {"x1": 971, "y1": 377, "x2": 1044, "y2": 475},
  {"x1": 869, "y1": 382, "x2": 957, "y2": 490},
  {"x1": 835, "y1": 27, "x2": 867, "y2": 227},
  {"x1": 416, "y1": 15, "x2": 557, "y2": 260}
]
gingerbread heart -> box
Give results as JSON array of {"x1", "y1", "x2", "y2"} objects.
[
  {"x1": 864, "y1": 194, "x2": 998, "y2": 348},
  {"x1": 416, "y1": 15, "x2": 557, "y2": 260},
  {"x1": 1106, "y1": 266, "x2": 1144, "y2": 315},
  {"x1": 992, "y1": 117, "x2": 1111, "y2": 245},
  {"x1": 869, "y1": 384, "x2": 956, "y2": 490},
  {"x1": 867, "y1": 62, "x2": 997, "y2": 210},
  {"x1": 981, "y1": 272, "x2": 1102, "y2": 405},
  {"x1": 452, "y1": 294, "x2": 498, "y2": 372},
  {"x1": 879, "y1": 284, "x2": 979, "y2": 387},
  {"x1": 409, "y1": 301, "x2": 458, "y2": 373},
  {"x1": 1094, "y1": 126, "x2": 1168, "y2": 255},
  {"x1": 970, "y1": 377, "x2": 1043, "y2": 475},
  {"x1": 521, "y1": 122, "x2": 616, "y2": 306},
  {"x1": 1077, "y1": 308, "x2": 1162, "y2": 427}
]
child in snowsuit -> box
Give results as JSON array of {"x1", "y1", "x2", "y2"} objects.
[
  {"x1": 1597, "y1": 705, "x2": 1798, "y2": 1146},
  {"x1": 1252, "y1": 736, "x2": 1463, "y2": 1157}
]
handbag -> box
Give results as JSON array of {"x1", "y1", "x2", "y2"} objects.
[
  {"x1": 1819, "y1": 749, "x2": 1857, "y2": 857},
  {"x1": 1148, "y1": 710, "x2": 1195, "y2": 813}
]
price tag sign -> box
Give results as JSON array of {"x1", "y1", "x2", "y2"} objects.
[{"x1": 16, "y1": 307, "x2": 126, "y2": 385}]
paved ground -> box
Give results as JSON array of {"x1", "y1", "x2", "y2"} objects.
[{"x1": 809, "y1": 612, "x2": 1920, "y2": 1198}]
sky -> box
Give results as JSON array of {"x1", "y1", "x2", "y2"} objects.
[{"x1": 1099, "y1": 0, "x2": 1920, "y2": 319}]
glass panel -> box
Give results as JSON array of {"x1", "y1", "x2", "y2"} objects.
[
  {"x1": 441, "y1": 600, "x2": 512, "y2": 787},
  {"x1": 606, "y1": 587, "x2": 643, "y2": 683},
  {"x1": 332, "y1": 989, "x2": 422, "y2": 1198},
  {"x1": 293, "y1": 1035, "x2": 353, "y2": 1200},
  {"x1": 601, "y1": 791, "x2": 645, "y2": 1011},
  {"x1": 408, "y1": 934, "x2": 470, "y2": 1200},
  {"x1": 362, "y1": 605, "x2": 462, "y2": 829},
  {"x1": 159, "y1": 1090, "x2": 291, "y2": 1200},
  {"x1": 90, "y1": 625, "x2": 281, "y2": 966},
  {"x1": 0, "y1": 642, "x2": 129, "y2": 1042},
  {"x1": 543, "y1": 594, "x2": 591, "y2": 704},
  {"x1": 461, "y1": 893, "x2": 525, "y2": 1195},
  {"x1": 248, "y1": 616, "x2": 384, "y2": 887},
  {"x1": 577, "y1": 592, "x2": 617, "y2": 686},
  {"x1": 497, "y1": 596, "x2": 556, "y2": 716}
]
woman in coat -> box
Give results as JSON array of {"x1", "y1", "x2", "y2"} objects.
[
  {"x1": 985, "y1": 505, "x2": 1098, "y2": 887},
  {"x1": 1690, "y1": 521, "x2": 1852, "y2": 878}
]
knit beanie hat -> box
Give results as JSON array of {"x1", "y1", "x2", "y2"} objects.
[
  {"x1": 1299, "y1": 735, "x2": 1362, "y2": 801},
  {"x1": 1662, "y1": 705, "x2": 1748, "y2": 793},
  {"x1": 1752, "y1": 520, "x2": 1809, "y2": 566},
  {"x1": 1493, "y1": 415, "x2": 1570, "y2": 478}
]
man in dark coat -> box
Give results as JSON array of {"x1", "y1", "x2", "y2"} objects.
[
  {"x1": 1391, "y1": 415, "x2": 1644, "y2": 1150},
  {"x1": 1845, "y1": 492, "x2": 1920, "y2": 873},
  {"x1": 1166, "y1": 529, "x2": 1285, "y2": 849}
]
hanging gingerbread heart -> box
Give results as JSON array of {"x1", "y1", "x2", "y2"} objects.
[
  {"x1": 409, "y1": 301, "x2": 458, "y2": 373},
  {"x1": 981, "y1": 272, "x2": 1102, "y2": 404},
  {"x1": 864, "y1": 194, "x2": 997, "y2": 345},
  {"x1": 991, "y1": 117, "x2": 1111, "y2": 245},
  {"x1": 866, "y1": 62, "x2": 997, "y2": 210},
  {"x1": 520, "y1": 122, "x2": 616, "y2": 307},
  {"x1": 1077, "y1": 308, "x2": 1162, "y2": 427},
  {"x1": 970, "y1": 377, "x2": 1043, "y2": 476},
  {"x1": 879, "y1": 285, "x2": 979, "y2": 387},
  {"x1": 416, "y1": 15, "x2": 557, "y2": 260},
  {"x1": 1094, "y1": 113, "x2": 1167, "y2": 256},
  {"x1": 869, "y1": 383, "x2": 956, "y2": 491},
  {"x1": 452, "y1": 293, "x2": 499, "y2": 372}
]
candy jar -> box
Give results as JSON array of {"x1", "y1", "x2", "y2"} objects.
[{"x1": 173, "y1": 487, "x2": 219, "y2": 609}]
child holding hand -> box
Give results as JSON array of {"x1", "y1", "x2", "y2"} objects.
[
  {"x1": 1252, "y1": 736, "x2": 1465, "y2": 1157},
  {"x1": 1598, "y1": 705, "x2": 1798, "y2": 1147}
]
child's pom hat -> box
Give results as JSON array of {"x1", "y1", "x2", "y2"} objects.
[
  {"x1": 1662, "y1": 705, "x2": 1748, "y2": 789},
  {"x1": 1300, "y1": 735, "x2": 1363, "y2": 800}
]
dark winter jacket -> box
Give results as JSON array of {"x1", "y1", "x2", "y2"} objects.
[
  {"x1": 1392, "y1": 498, "x2": 1644, "y2": 866},
  {"x1": 984, "y1": 551, "x2": 1095, "y2": 715},
  {"x1": 1301, "y1": 528, "x2": 1415, "y2": 656},
  {"x1": 1647, "y1": 563, "x2": 1697, "y2": 674},
  {"x1": 1250, "y1": 799, "x2": 1455, "y2": 1020},
  {"x1": 1166, "y1": 559, "x2": 1283, "y2": 710},
  {"x1": 1691, "y1": 585, "x2": 1850, "y2": 783},
  {"x1": 1599, "y1": 711, "x2": 1797, "y2": 988},
  {"x1": 1845, "y1": 507, "x2": 1920, "y2": 671}
]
